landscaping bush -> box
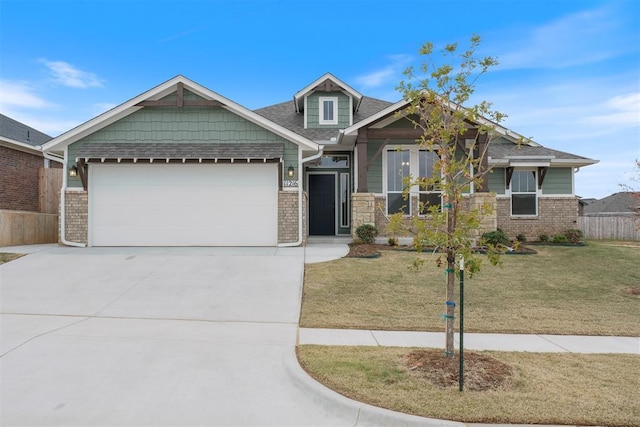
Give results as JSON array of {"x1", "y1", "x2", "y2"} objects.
[
  {"x1": 388, "y1": 237, "x2": 399, "y2": 247},
  {"x1": 516, "y1": 233, "x2": 527, "y2": 242},
  {"x1": 356, "y1": 224, "x2": 378, "y2": 244},
  {"x1": 538, "y1": 234, "x2": 550, "y2": 243},
  {"x1": 552, "y1": 234, "x2": 568, "y2": 244},
  {"x1": 481, "y1": 229, "x2": 509, "y2": 246},
  {"x1": 565, "y1": 228, "x2": 584, "y2": 243}
]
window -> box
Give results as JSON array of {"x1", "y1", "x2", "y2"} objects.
[
  {"x1": 387, "y1": 149, "x2": 411, "y2": 214},
  {"x1": 316, "y1": 154, "x2": 349, "y2": 168},
  {"x1": 340, "y1": 173, "x2": 349, "y2": 228},
  {"x1": 418, "y1": 150, "x2": 442, "y2": 213},
  {"x1": 385, "y1": 147, "x2": 442, "y2": 215},
  {"x1": 319, "y1": 96, "x2": 338, "y2": 125},
  {"x1": 511, "y1": 170, "x2": 537, "y2": 215}
]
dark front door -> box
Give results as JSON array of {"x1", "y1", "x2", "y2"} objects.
[{"x1": 309, "y1": 174, "x2": 335, "y2": 235}]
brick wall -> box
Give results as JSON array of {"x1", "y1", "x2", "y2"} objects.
[
  {"x1": 497, "y1": 196, "x2": 579, "y2": 240},
  {"x1": 65, "y1": 190, "x2": 88, "y2": 244},
  {"x1": 369, "y1": 194, "x2": 497, "y2": 240},
  {"x1": 0, "y1": 146, "x2": 43, "y2": 212},
  {"x1": 278, "y1": 191, "x2": 306, "y2": 244}
]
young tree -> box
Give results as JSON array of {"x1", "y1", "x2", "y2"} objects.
[{"x1": 389, "y1": 35, "x2": 508, "y2": 358}]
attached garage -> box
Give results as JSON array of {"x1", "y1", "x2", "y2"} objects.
[
  {"x1": 42, "y1": 76, "x2": 318, "y2": 248},
  {"x1": 80, "y1": 142, "x2": 282, "y2": 247}
]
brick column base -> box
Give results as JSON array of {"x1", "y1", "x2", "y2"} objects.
[{"x1": 64, "y1": 190, "x2": 88, "y2": 244}]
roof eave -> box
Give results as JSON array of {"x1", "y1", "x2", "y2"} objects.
[
  {"x1": 293, "y1": 72, "x2": 363, "y2": 112},
  {"x1": 42, "y1": 75, "x2": 319, "y2": 154},
  {"x1": 0, "y1": 137, "x2": 43, "y2": 155},
  {"x1": 489, "y1": 157, "x2": 599, "y2": 168}
]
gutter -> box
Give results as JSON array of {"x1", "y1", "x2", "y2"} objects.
[
  {"x1": 278, "y1": 145, "x2": 324, "y2": 248},
  {"x1": 42, "y1": 150, "x2": 86, "y2": 248}
]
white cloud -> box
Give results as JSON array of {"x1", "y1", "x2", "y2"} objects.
[
  {"x1": 354, "y1": 54, "x2": 413, "y2": 89},
  {"x1": 494, "y1": 6, "x2": 636, "y2": 70},
  {"x1": 0, "y1": 80, "x2": 53, "y2": 109},
  {"x1": 40, "y1": 59, "x2": 104, "y2": 88},
  {"x1": 586, "y1": 92, "x2": 640, "y2": 126}
]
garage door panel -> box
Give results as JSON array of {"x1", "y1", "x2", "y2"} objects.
[{"x1": 90, "y1": 163, "x2": 278, "y2": 246}]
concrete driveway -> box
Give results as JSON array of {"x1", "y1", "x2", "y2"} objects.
[{"x1": 2, "y1": 245, "x2": 386, "y2": 426}]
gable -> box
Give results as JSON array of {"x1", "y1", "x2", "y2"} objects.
[
  {"x1": 67, "y1": 105, "x2": 298, "y2": 188},
  {"x1": 43, "y1": 75, "x2": 319, "y2": 155}
]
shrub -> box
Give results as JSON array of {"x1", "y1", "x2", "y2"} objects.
[
  {"x1": 356, "y1": 224, "x2": 378, "y2": 244},
  {"x1": 565, "y1": 228, "x2": 584, "y2": 243},
  {"x1": 388, "y1": 237, "x2": 399, "y2": 247},
  {"x1": 552, "y1": 234, "x2": 568, "y2": 244},
  {"x1": 539, "y1": 234, "x2": 550, "y2": 242},
  {"x1": 516, "y1": 233, "x2": 527, "y2": 242},
  {"x1": 481, "y1": 229, "x2": 509, "y2": 246}
]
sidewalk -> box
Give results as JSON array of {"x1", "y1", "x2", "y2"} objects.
[{"x1": 298, "y1": 328, "x2": 640, "y2": 354}]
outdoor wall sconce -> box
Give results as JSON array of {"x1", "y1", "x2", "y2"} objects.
[
  {"x1": 69, "y1": 165, "x2": 78, "y2": 177},
  {"x1": 287, "y1": 165, "x2": 295, "y2": 178}
]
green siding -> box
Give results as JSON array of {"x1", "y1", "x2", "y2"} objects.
[
  {"x1": 487, "y1": 168, "x2": 506, "y2": 194},
  {"x1": 306, "y1": 92, "x2": 350, "y2": 129},
  {"x1": 367, "y1": 140, "x2": 384, "y2": 193},
  {"x1": 385, "y1": 115, "x2": 420, "y2": 128},
  {"x1": 542, "y1": 168, "x2": 572, "y2": 194},
  {"x1": 67, "y1": 105, "x2": 298, "y2": 188}
]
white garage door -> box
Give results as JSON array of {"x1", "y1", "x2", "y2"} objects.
[{"x1": 89, "y1": 163, "x2": 278, "y2": 246}]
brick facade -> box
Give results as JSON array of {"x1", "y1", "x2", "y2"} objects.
[
  {"x1": 496, "y1": 196, "x2": 580, "y2": 241},
  {"x1": 278, "y1": 190, "x2": 306, "y2": 244},
  {"x1": 65, "y1": 190, "x2": 88, "y2": 244},
  {"x1": 0, "y1": 146, "x2": 43, "y2": 212},
  {"x1": 355, "y1": 193, "x2": 498, "y2": 241}
]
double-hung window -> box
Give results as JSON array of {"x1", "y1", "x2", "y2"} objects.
[
  {"x1": 511, "y1": 170, "x2": 537, "y2": 216},
  {"x1": 418, "y1": 150, "x2": 442, "y2": 213},
  {"x1": 319, "y1": 96, "x2": 338, "y2": 125},
  {"x1": 387, "y1": 149, "x2": 411, "y2": 214},
  {"x1": 386, "y1": 147, "x2": 441, "y2": 215}
]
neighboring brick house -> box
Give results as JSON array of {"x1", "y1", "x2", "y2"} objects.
[
  {"x1": 0, "y1": 114, "x2": 54, "y2": 212},
  {"x1": 42, "y1": 74, "x2": 597, "y2": 247}
]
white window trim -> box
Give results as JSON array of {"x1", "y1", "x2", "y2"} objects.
[
  {"x1": 508, "y1": 168, "x2": 539, "y2": 217},
  {"x1": 319, "y1": 96, "x2": 338, "y2": 125},
  {"x1": 383, "y1": 146, "x2": 443, "y2": 216}
]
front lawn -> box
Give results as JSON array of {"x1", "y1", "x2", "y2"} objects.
[
  {"x1": 301, "y1": 241, "x2": 640, "y2": 336},
  {"x1": 297, "y1": 345, "x2": 640, "y2": 427}
]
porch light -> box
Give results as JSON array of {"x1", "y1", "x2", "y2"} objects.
[
  {"x1": 69, "y1": 165, "x2": 78, "y2": 177},
  {"x1": 287, "y1": 165, "x2": 295, "y2": 178}
]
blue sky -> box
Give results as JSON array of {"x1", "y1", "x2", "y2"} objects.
[{"x1": 1, "y1": 0, "x2": 638, "y2": 199}]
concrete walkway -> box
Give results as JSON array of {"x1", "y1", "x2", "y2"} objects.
[{"x1": 298, "y1": 328, "x2": 640, "y2": 354}]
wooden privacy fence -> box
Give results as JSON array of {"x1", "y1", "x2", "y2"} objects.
[
  {"x1": 578, "y1": 215, "x2": 640, "y2": 241},
  {"x1": 39, "y1": 167, "x2": 62, "y2": 214}
]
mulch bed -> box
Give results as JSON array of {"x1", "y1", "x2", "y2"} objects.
[
  {"x1": 346, "y1": 243, "x2": 537, "y2": 258},
  {"x1": 404, "y1": 349, "x2": 514, "y2": 391}
]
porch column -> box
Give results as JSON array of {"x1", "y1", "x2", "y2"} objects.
[
  {"x1": 475, "y1": 133, "x2": 489, "y2": 192},
  {"x1": 356, "y1": 128, "x2": 368, "y2": 192}
]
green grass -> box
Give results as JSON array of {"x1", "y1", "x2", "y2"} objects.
[
  {"x1": 301, "y1": 241, "x2": 640, "y2": 335},
  {"x1": 0, "y1": 253, "x2": 24, "y2": 265},
  {"x1": 298, "y1": 345, "x2": 640, "y2": 427}
]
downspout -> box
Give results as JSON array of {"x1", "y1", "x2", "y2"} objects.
[
  {"x1": 42, "y1": 150, "x2": 86, "y2": 248},
  {"x1": 278, "y1": 145, "x2": 324, "y2": 248}
]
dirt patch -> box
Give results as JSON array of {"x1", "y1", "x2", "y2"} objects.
[
  {"x1": 404, "y1": 349, "x2": 514, "y2": 391},
  {"x1": 623, "y1": 286, "x2": 640, "y2": 298},
  {"x1": 347, "y1": 243, "x2": 382, "y2": 258}
]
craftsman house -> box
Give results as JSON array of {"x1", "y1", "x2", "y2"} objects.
[{"x1": 42, "y1": 74, "x2": 597, "y2": 247}]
